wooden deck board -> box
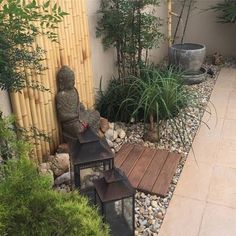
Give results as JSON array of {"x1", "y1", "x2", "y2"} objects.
[
  {"x1": 114, "y1": 144, "x2": 181, "y2": 196},
  {"x1": 138, "y1": 150, "x2": 169, "y2": 193},
  {"x1": 120, "y1": 145, "x2": 144, "y2": 176},
  {"x1": 128, "y1": 148, "x2": 156, "y2": 188},
  {"x1": 152, "y1": 152, "x2": 181, "y2": 196},
  {"x1": 114, "y1": 143, "x2": 134, "y2": 168}
]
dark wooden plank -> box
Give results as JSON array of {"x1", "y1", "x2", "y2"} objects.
[
  {"x1": 152, "y1": 152, "x2": 181, "y2": 197},
  {"x1": 120, "y1": 145, "x2": 145, "y2": 176},
  {"x1": 114, "y1": 143, "x2": 134, "y2": 168},
  {"x1": 138, "y1": 150, "x2": 169, "y2": 192},
  {"x1": 128, "y1": 148, "x2": 156, "y2": 188}
]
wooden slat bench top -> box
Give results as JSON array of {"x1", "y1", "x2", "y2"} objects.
[{"x1": 114, "y1": 143, "x2": 181, "y2": 197}]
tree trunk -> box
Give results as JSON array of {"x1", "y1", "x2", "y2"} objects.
[{"x1": 149, "y1": 113, "x2": 154, "y2": 131}]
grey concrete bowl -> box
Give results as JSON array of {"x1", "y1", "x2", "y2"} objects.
[
  {"x1": 169, "y1": 43, "x2": 206, "y2": 73},
  {"x1": 182, "y1": 67, "x2": 207, "y2": 85}
]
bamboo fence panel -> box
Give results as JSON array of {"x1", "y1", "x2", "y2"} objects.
[{"x1": 9, "y1": 0, "x2": 95, "y2": 163}]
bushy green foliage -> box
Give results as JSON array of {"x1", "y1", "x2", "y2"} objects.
[
  {"x1": 0, "y1": 157, "x2": 109, "y2": 236},
  {"x1": 95, "y1": 65, "x2": 190, "y2": 123},
  {"x1": 95, "y1": 77, "x2": 140, "y2": 122},
  {"x1": 96, "y1": 0, "x2": 163, "y2": 77},
  {"x1": 212, "y1": 0, "x2": 236, "y2": 23},
  {"x1": 0, "y1": 115, "x2": 109, "y2": 236},
  {"x1": 0, "y1": 0, "x2": 68, "y2": 91},
  {"x1": 0, "y1": 114, "x2": 30, "y2": 161}
]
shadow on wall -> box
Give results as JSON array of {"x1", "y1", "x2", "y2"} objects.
[
  {"x1": 87, "y1": 0, "x2": 117, "y2": 92},
  {"x1": 86, "y1": 0, "x2": 169, "y2": 91},
  {"x1": 172, "y1": 0, "x2": 236, "y2": 56}
]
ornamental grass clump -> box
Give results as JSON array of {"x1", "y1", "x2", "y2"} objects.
[
  {"x1": 120, "y1": 66, "x2": 190, "y2": 131},
  {"x1": 95, "y1": 77, "x2": 140, "y2": 122}
]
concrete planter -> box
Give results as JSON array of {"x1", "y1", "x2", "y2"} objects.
[{"x1": 169, "y1": 43, "x2": 206, "y2": 73}]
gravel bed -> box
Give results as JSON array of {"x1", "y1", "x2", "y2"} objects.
[
  {"x1": 54, "y1": 57, "x2": 231, "y2": 235},
  {"x1": 118, "y1": 62, "x2": 220, "y2": 236}
]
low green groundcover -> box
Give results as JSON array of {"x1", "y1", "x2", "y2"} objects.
[{"x1": 0, "y1": 157, "x2": 109, "y2": 236}]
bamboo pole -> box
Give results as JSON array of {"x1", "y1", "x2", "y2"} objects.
[
  {"x1": 44, "y1": 36, "x2": 57, "y2": 151},
  {"x1": 25, "y1": 67, "x2": 42, "y2": 162},
  {"x1": 10, "y1": 93, "x2": 23, "y2": 127},
  {"x1": 72, "y1": 0, "x2": 83, "y2": 98},
  {"x1": 82, "y1": 0, "x2": 94, "y2": 108},
  {"x1": 78, "y1": 0, "x2": 88, "y2": 106},
  {"x1": 167, "y1": 0, "x2": 172, "y2": 46},
  {"x1": 58, "y1": 0, "x2": 69, "y2": 66}
]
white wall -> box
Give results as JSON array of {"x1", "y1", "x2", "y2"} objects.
[
  {"x1": 150, "y1": 1, "x2": 169, "y2": 63},
  {"x1": 0, "y1": 90, "x2": 12, "y2": 116},
  {"x1": 172, "y1": 0, "x2": 236, "y2": 56},
  {"x1": 87, "y1": 0, "x2": 117, "y2": 92}
]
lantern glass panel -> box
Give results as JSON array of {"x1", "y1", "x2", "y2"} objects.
[
  {"x1": 104, "y1": 197, "x2": 133, "y2": 236},
  {"x1": 79, "y1": 161, "x2": 111, "y2": 189}
]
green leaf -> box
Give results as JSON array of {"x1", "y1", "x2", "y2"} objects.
[
  {"x1": 43, "y1": 0, "x2": 50, "y2": 8},
  {"x1": 26, "y1": 0, "x2": 36, "y2": 9}
]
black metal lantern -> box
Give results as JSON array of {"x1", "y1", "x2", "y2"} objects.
[
  {"x1": 94, "y1": 168, "x2": 135, "y2": 236},
  {"x1": 69, "y1": 128, "x2": 114, "y2": 197}
]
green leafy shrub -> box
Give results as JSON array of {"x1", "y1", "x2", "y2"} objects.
[
  {"x1": 96, "y1": 65, "x2": 187, "y2": 123},
  {"x1": 0, "y1": 114, "x2": 109, "y2": 236},
  {"x1": 0, "y1": 157, "x2": 109, "y2": 236},
  {"x1": 96, "y1": 65, "x2": 201, "y2": 146},
  {"x1": 0, "y1": 0, "x2": 68, "y2": 91},
  {"x1": 95, "y1": 77, "x2": 140, "y2": 122},
  {"x1": 212, "y1": 0, "x2": 236, "y2": 23},
  {"x1": 0, "y1": 114, "x2": 30, "y2": 161},
  {"x1": 96, "y1": 0, "x2": 163, "y2": 77}
]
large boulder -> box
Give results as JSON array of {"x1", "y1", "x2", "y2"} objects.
[
  {"x1": 54, "y1": 172, "x2": 73, "y2": 186},
  {"x1": 50, "y1": 153, "x2": 70, "y2": 177},
  {"x1": 38, "y1": 163, "x2": 54, "y2": 185},
  {"x1": 105, "y1": 129, "x2": 118, "y2": 141}
]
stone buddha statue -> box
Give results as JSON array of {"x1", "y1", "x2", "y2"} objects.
[{"x1": 56, "y1": 66, "x2": 100, "y2": 140}]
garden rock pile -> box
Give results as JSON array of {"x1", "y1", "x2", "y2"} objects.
[
  {"x1": 38, "y1": 151, "x2": 71, "y2": 191},
  {"x1": 99, "y1": 118, "x2": 128, "y2": 154}
]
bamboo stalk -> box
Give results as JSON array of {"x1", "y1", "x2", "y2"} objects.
[
  {"x1": 41, "y1": 38, "x2": 54, "y2": 152},
  {"x1": 167, "y1": 0, "x2": 172, "y2": 46},
  {"x1": 10, "y1": 92, "x2": 23, "y2": 126},
  {"x1": 25, "y1": 66, "x2": 42, "y2": 162},
  {"x1": 49, "y1": 38, "x2": 60, "y2": 148},
  {"x1": 82, "y1": 0, "x2": 95, "y2": 108},
  {"x1": 58, "y1": 0, "x2": 69, "y2": 65},
  {"x1": 78, "y1": 0, "x2": 89, "y2": 107},
  {"x1": 72, "y1": 0, "x2": 83, "y2": 97},
  {"x1": 45, "y1": 36, "x2": 57, "y2": 150}
]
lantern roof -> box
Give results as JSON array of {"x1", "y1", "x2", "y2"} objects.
[{"x1": 94, "y1": 168, "x2": 135, "y2": 202}]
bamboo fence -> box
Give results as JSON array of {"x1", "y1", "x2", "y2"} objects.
[{"x1": 9, "y1": 0, "x2": 94, "y2": 163}]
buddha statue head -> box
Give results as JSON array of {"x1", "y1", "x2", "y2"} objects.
[{"x1": 57, "y1": 66, "x2": 75, "y2": 91}]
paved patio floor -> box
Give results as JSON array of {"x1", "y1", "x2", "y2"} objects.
[{"x1": 159, "y1": 68, "x2": 236, "y2": 236}]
